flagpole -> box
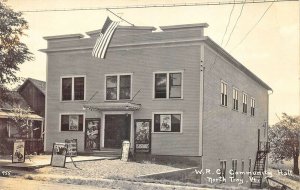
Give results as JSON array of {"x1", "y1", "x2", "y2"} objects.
[{"x1": 106, "y1": 9, "x2": 135, "y2": 26}]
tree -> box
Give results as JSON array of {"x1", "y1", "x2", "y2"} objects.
[
  {"x1": 269, "y1": 113, "x2": 300, "y2": 175},
  {"x1": 0, "y1": 0, "x2": 33, "y2": 103}
]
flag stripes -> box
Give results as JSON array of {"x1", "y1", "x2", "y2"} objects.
[{"x1": 92, "y1": 17, "x2": 119, "y2": 59}]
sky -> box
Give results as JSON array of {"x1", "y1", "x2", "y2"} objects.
[{"x1": 6, "y1": 0, "x2": 300, "y2": 124}]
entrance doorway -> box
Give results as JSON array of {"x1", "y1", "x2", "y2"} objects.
[{"x1": 104, "y1": 114, "x2": 131, "y2": 148}]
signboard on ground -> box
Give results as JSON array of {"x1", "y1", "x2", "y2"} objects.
[
  {"x1": 65, "y1": 139, "x2": 78, "y2": 157},
  {"x1": 121, "y1": 140, "x2": 130, "y2": 161},
  {"x1": 51, "y1": 142, "x2": 67, "y2": 167},
  {"x1": 12, "y1": 140, "x2": 25, "y2": 163},
  {"x1": 134, "y1": 119, "x2": 151, "y2": 153}
]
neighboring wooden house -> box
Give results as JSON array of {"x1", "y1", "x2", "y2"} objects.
[
  {"x1": 18, "y1": 78, "x2": 46, "y2": 117},
  {"x1": 0, "y1": 78, "x2": 45, "y2": 154},
  {"x1": 42, "y1": 23, "x2": 271, "y2": 186}
]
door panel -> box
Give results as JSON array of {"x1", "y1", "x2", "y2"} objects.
[{"x1": 105, "y1": 114, "x2": 131, "y2": 148}]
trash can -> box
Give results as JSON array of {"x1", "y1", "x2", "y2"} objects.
[{"x1": 121, "y1": 140, "x2": 130, "y2": 161}]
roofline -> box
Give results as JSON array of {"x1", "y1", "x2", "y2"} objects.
[
  {"x1": 204, "y1": 37, "x2": 272, "y2": 91},
  {"x1": 17, "y1": 78, "x2": 46, "y2": 95},
  {"x1": 86, "y1": 25, "x2": 156, "y2": 36},
  {"x1": 160, "y1": 23, "x2": 209, "y2": 31},
  {"x1": 43, "y1": 34, "x2": 84, "y2": 41}
]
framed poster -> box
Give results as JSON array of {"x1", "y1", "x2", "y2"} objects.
[
  {"x1": 134, "y1": 119, "x2": 151, "y2": 153},
  {"x1": 85, "y1": 118, "x2": 100, "y2": 150},
  {"x1": 69, "y1": 115, "x2": 79, "y2": 131},
  {"x1": 65, "y1": 139, "x2": 78, "y2": 157},
  {"x1": 12, "y1": 140, "x2": 25, "y2": 163},
  {"x1": 160, "y1": 115, "x2": 171, "y2": 131},
  {"x1": 50, "y1": 143, "x2": 67, "y2": 167}
]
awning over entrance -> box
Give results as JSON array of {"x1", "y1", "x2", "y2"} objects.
[
  {"x1": 0, "y1": 110, "x2": 43, "y2": 120},
  {"x1": 83, "y1": 102, "x2": 141, "y2": 111}
]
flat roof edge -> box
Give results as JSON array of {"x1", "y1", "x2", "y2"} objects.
[
  {"x1": 43, "y1": 34, "x2": 84, "y2": 41},
  {"x1": 160, "y1": 23, "x2": 209, "y2": 31}
]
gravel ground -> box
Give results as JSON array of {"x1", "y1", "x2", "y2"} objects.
[{"x1": 37, "y1": 159, "x2": 179, "y2": 179}]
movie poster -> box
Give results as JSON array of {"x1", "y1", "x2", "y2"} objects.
[
  {"x1": 12, "y1": 140, "x2": 25, "y2": 163},
  {"x1": 134, "y1": 119, "x2": 151, "y2": 153},
  {"x1": 51, "y1": 143, "x2": 67, "y2": 167},
  {"x1": 69, "y1": 115, "x2": 79, "y2": 131},
  {"x1": 160, "y1": 114, "x2": 171, "y2": 131}
]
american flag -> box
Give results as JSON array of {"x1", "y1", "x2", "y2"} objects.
[{"x1": 92, "y1": 17, "x2": 119, "y2": 59}]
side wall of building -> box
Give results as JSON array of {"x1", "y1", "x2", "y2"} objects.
[
  {"x1": 45, "y1": 43, "x2": 202, "y2": 156},
  {"x1": 202, "y1": 45, "x2": 269, "y2": 183}
]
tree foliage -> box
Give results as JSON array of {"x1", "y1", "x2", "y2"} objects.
[
  {"x1": 0, "y1": 0, "x2": 32, "y2": 103},
  {"x1": 269, "y1": 113, "x2": 300, "y2": 175}
]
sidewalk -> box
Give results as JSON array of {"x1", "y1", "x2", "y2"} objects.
[{"x1": 0, "y1": 155, "x2": 118, "y2": 170}]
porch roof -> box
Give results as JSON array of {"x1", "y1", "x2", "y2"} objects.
[
  {"x1": 83, "y1": 102, "x2": 141, "y2": 111},
  {"x1": 0, "y1": 110, "x2": 43, "y2": 120}
]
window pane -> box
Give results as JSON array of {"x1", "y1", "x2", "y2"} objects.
[
  {"x1": 61, "y1": 115, "x2": 69, "y2": 131},
  {"x1": 106, "y1": 88, "x2": 117, "y2": 100},
  {"x1": 120, "y1": 75, "x2": 131, "y2": 99},
  {"x1": 154, "y1": 114, "x2": 160, "y2": 132},
  {"x1": 106, "y1": 76, "x2": 117, "y2": 88},
  {"x1": 171, "y1": 114, "x2": 181, "y2": 132},
  {"x1": 170, "y1": 73, "x2": 181, "y2": 86},
  {"x1": 62, "y1": 78, "x2": 72, "y2": 101},
  {"x1": 120, "y1": 75, "x2": 131, "y2": 87},
  {"x1": 120, "y1": 88, "x2": 130, "y2": 99},
  {"x1": 169, "y1": 73, "x2": 182, "y2": 98},
  {"x1": 155, "y1": 74, "x2": 167, "y2": 98},
  {"x1": 74, "y1": 77, "x2": 84, "y2": 100}
]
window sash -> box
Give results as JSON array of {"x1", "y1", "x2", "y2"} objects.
[
  {"x1": 74, "y1": 77, "x2": 85, "y2": 100},
  {"x1": 153, "y1": 114, "x2": 181, "y2": 132},
  {"x1": 61, "y1": 114, "x2": 83, "y2": 131},
  {"x1": 62, "y1": 78, "x2": 72, "y2": 101},
  {"x1": 106, "y1": 75, "x2": 131, "y2": 100},
  {"x1": 154, "y1": 72, "x2": 182, "y2": 99}
]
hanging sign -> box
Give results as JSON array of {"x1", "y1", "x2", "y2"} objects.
[
  {"x1": 50, "y1": 142, "x2": 67, "y2": 167},
  {"x1": 134, "y1": 119, "x2": 151, "y2": 153},
  {"x1": 121, "y1": 140, "x2": 130, "y2": 162},
  {"x1": 12, "y1": 140, "x2": 25, "y2": 163},
  {"x1": 65, "y1": 139, "x2": 78, "y2": 157}
]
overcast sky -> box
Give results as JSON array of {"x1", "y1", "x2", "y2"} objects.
[{"x1": 7, "y1": 0, "x2": 299, "y2": 124}]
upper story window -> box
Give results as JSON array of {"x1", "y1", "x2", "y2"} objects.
[
  {"x1": 221, "y1": 81, "x2": 227, "y2": 106},
  {"x1": 105, "y1": 74, "x2": 132, "y2": 101},
  {"x1": 231, "y1": 159, "x2": 238, "y2": 179},
  {"x1": 60, "y1": 114, "x2": 84, "y2": 131},
  {"x1": 61, "y1": 76, "x2": 85, "y2": 101},
  {"x1": 220, "y1": 160, "x2": 226, "y2": 179},
  {"x1": 154, "y1": 71, "x2": 182, "y2": 99},
  {"x1": 153, "y1": 112, "x2": 182, "y2": 133},
  {"x1": 233, "y1": 88, "x2": 238, "y2": 111},
  {"x1": 243, "y1": 93, "x2": 248, "y2": 113},
  {"x1": 250, "y1": 98, "x2": 255, "y2": 116}
]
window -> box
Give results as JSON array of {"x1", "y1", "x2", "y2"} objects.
[
  {"x1": 250, "y1": 98, "x2": 255, "y2": 116},
  {"x1": 60, "y1": 114, "x2": 84, "y2": 131},
  {"x1": 61, "y1": 76, "x2": 85, "y2": 101},
  {"x1": 221, "y1": 81, "x2": 227, "y2": 106},
  {"x1": 233, "y1": 88, "x2": 238, "y2": 110},
  {"x1": 153, "y1": 113, "x2": 182, "y2": 133},
  {"x1": 154, "y1": 72, "x2": 182, "y2": 99},
  {"x1": 241, "y1": 160, "x2": 245, "y2": 179},
  {"x1": 220, "y1": 160, "x2": 226, "y2": 179},
  {"x1": 242, "y1": 93, "x2": 248, "y2": 113},
  {"x1": 249, "y1": 159, "x2": 252, "y2": 173},
  {"x1": 105, "y1": 74, "x2": 132, "y2": 100},
  {"x1": 232, "y1": 159, "x2": 238, "y2": 179}
]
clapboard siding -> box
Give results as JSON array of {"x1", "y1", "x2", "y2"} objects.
[
  {"x1": 45, "y1": 41, "x2": 202, "y2": 155},
  {"x1": 202, "y1": 45, "x2": 268, "y2": 174}
]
